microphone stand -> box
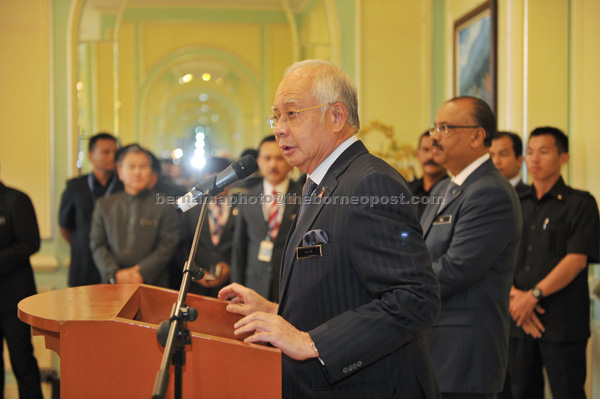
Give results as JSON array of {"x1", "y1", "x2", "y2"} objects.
[{"x1": 152, "y1": 177, "x2": 218, "y2": 399}]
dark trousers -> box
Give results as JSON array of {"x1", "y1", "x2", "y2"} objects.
[
  {"x1": 0, "y1": 308, "x2": 43, "y2": 399},
  {"x1": 442, "y1": 393, "x2": 497, "y2": 399},
  {"x1": 507, "y1": 337, "x2": 587, "y2": 399}
]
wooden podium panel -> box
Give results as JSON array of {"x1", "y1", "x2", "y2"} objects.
[{"x1": 18, "y1": 284, "x2": 281, "y2": 398}]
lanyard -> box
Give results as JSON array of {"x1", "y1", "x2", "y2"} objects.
[{"x1": 88, "y1": 173, "x2": 117, "y2": 204}]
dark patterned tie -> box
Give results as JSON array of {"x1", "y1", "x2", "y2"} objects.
[
  {"x1": 297, "y1": 178, "x2": 317, "y2": 223},
  {"x1": 208, "y1": 202, "x2": 224, "y2": 245}
]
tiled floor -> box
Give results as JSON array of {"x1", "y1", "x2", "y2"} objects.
[
  {"x1": 4, "y1": 381, "x2": 54, "y2": 399},
  {"x1": 4, "y1": 333, "x2": 57, "y2": 399}
]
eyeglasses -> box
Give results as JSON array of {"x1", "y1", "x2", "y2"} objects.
[
  {"x1": 429, "y1": 123, "x2": 480, "y2": 136},
  {"x1": 266, "y1": 103, "x2": 330, "y2": 130}
]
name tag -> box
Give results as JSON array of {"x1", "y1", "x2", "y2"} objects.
[
  {"x1": 140, "y1": 219, "x2": 158, "y2": 227},
  {"x1": 433, "y1": 215, "x2": 452, "y2": 225},
  {"x1": 296, "y1": 245, "x2": 323, "y2": 259},
  {"x1": 258, "y1": 240, "x2": 274, "y2": 262}
]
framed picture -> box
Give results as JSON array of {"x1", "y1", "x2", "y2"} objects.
[{"x1": 454, "y1": 0, "x2": 497, "y2": 113}]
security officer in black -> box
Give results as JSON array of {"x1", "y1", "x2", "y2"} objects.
[
  {"x1": 506, "y1": 127, "x2": 600, "y2": 399},
  {"x1": 408, "y1": 130, "x2": 448, "y2": 218},
  {"x1": 0, "y1": 171, "x2": 44, "y2": 399}
]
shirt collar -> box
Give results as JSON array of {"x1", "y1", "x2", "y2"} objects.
[
  {"x1": 308, "y1": 135, "x2": 358, "y2": 185},
  {"x1": 263, "y1": 178, "x2": 290, "y2": 195},
  {"x1": 91, "y1": 171, "x2": 116, "y2": 187},
  {"x1": 509, "y1": 175, "x2": 522, "y2": 187},
  {"x1": 539, "y1": 176, "x2": 567, "y2": 200},
  {"x1": 127, "y1": 188, "x2": 151, "y2": 200},
  {"x1": 452, "y1": 153, "x2": 490, "y2": 186}
]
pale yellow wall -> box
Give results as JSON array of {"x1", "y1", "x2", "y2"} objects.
[
  {"x1": 570, "y1": 0, "x2": 600, "y2": 201},
  {"x1": 0, "y1": 0, "x2": 52, "y2": 239},
  {"x1": 359, "y1": 0, "x2": 432, "y2": 152},
  {"x1": 300, "y1": 1, "x2": 331, "y2": 60},
  {"x1": 266, "y1": 24, "x2": 294, "y2": 103},
  {"x1": 94, "y1": 41, "x2": 116, "y2": 133},
  {"x1": 526, "y1": 0, "x2": 569, "y2": 133},
  {"x1": 496, "y1": 0, "x2": 523, "y2": 131},
  {"x1": 116, "y1": 21, "x2": 136, "y2": 145},
  {"x1": 142, "y1": 22, "x2": 262, "y2": 79}
]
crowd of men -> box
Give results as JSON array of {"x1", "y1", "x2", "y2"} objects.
[{"x1": 2, "y1": 59, "x2": 599, "y2": 399}]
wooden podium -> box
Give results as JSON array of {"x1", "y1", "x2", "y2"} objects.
[{"x1": 18, "y1": 284, "x2": 281, "y2": 398}]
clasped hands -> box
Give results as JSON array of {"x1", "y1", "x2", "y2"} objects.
[
  {"x1": 218, "y1": 283, "x2": 317, "y2": 361},
  {"x1": 196, "y1": 262, "x2": 231, "y2": 288},
  {"x1": 115, "y1": 265, "x2": 143, "y2": 284},
  {"x1": 509, "y1": 287, "x2": 545, "y2": 338}
]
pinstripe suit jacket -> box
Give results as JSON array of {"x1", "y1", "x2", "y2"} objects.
[
  {"x1": 278, "y1": 141, "x2": 441, "y2": 399},
  {"x1": 420, "y1": 159, "x2": 522, "y2": 394}
]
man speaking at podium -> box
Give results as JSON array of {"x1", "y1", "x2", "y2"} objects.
[{"x1": 219, "y1": 60, "x2": 441, "y2": 398}]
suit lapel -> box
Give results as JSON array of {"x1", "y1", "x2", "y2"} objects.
[
  {"x1": 247, "y1": 184, "x2": 269, "y2": 239},
  {"x1": 279, "y1": 141, "x2": 368, "y2": 303},
  {"x1": 275, "y1": 181, "x2": 301, "y2": 245},
  {"x1": 420, "y1": 179, "x2": 449, "y2": 237},
  {"x1": 435, "y1": 183, "x2": 463, "y2": 216},
  {"x1": 421, "y1": 159, "x2": 496, "y2": 237}
]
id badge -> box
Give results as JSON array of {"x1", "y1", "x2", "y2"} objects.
[{"x1": 258, "y1": 240, "x2": 274, "y2": 262}]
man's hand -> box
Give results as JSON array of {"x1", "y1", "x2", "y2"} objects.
[
  {"x1": 510, "y1": 288, "x2": 539, "y2": 326},
  {"x1": 521, "y1": 310, "x2": 546, "y2": 338},
  {"x1": 196, "y1": 262, "x2": 231, "y2": 288},
  {"x1": 218, "y1": 283, "x2": 278, "y2": 316},
  {"x1": 234, "y1": 312, "x2": 317, "y2": 361},
  {"x1": 59, "y1": 227, "x2": 72, "y2": 244},
  {"x1": 115, "y1": 265, "x2": 143, "y2": 284}
]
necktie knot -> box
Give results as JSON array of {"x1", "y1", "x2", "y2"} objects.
[{"x1": 303, "y1": 179, "x2": 317, "y2": 199}]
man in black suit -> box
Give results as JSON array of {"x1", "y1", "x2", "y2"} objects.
[
  {"x1": 0, "y1": 170, "x2": 43, "y2": 399},
  {"x1": 219, "y1": 60, "x2": 441, "y2": 398},
  {"x1": 490, "y1": 131, "x2": 526, "y2": 399},
  {"x1": 231, "y1": 135, "x2": 302, "y2": 302},
  {"x1": 421, "y1": 97, "x2": 522, "y2": 399},
  {"x1": 490, "y1": 131, "x2": 527, "y2": 192},
  {"x1": 178, "y1": 157, "x2": 238, "y2": 297},
  {"x1": 59, "y1": 132, "x2": 122, "y2": 286}
]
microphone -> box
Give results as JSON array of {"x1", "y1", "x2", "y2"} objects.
[{"x1": 175, "y1": 155, "x2": 258, "y2": 213}]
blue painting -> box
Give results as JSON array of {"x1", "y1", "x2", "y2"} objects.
[{"x1": 455, "y1": 7, "x2": 494, "y2": 109}]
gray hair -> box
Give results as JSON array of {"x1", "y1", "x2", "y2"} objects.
[{"x1": 285, "y1": 60, "x2": 360, "y2": 132}]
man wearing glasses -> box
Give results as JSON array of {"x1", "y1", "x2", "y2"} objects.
[
  {"x1": 218, "y1": 60, "x2": 441, "y2": 398},
  {"x1": 421, "y1": 96, "x2": 522, "y2": 399}
]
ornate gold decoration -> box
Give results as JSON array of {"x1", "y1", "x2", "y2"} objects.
[{"x1": 357, "y1": 120, "x2": 418, "y2": 181}]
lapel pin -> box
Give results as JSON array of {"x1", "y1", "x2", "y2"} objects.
[{"x1": 318, "y1": 187, "x2": 327, "y2": 198}]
